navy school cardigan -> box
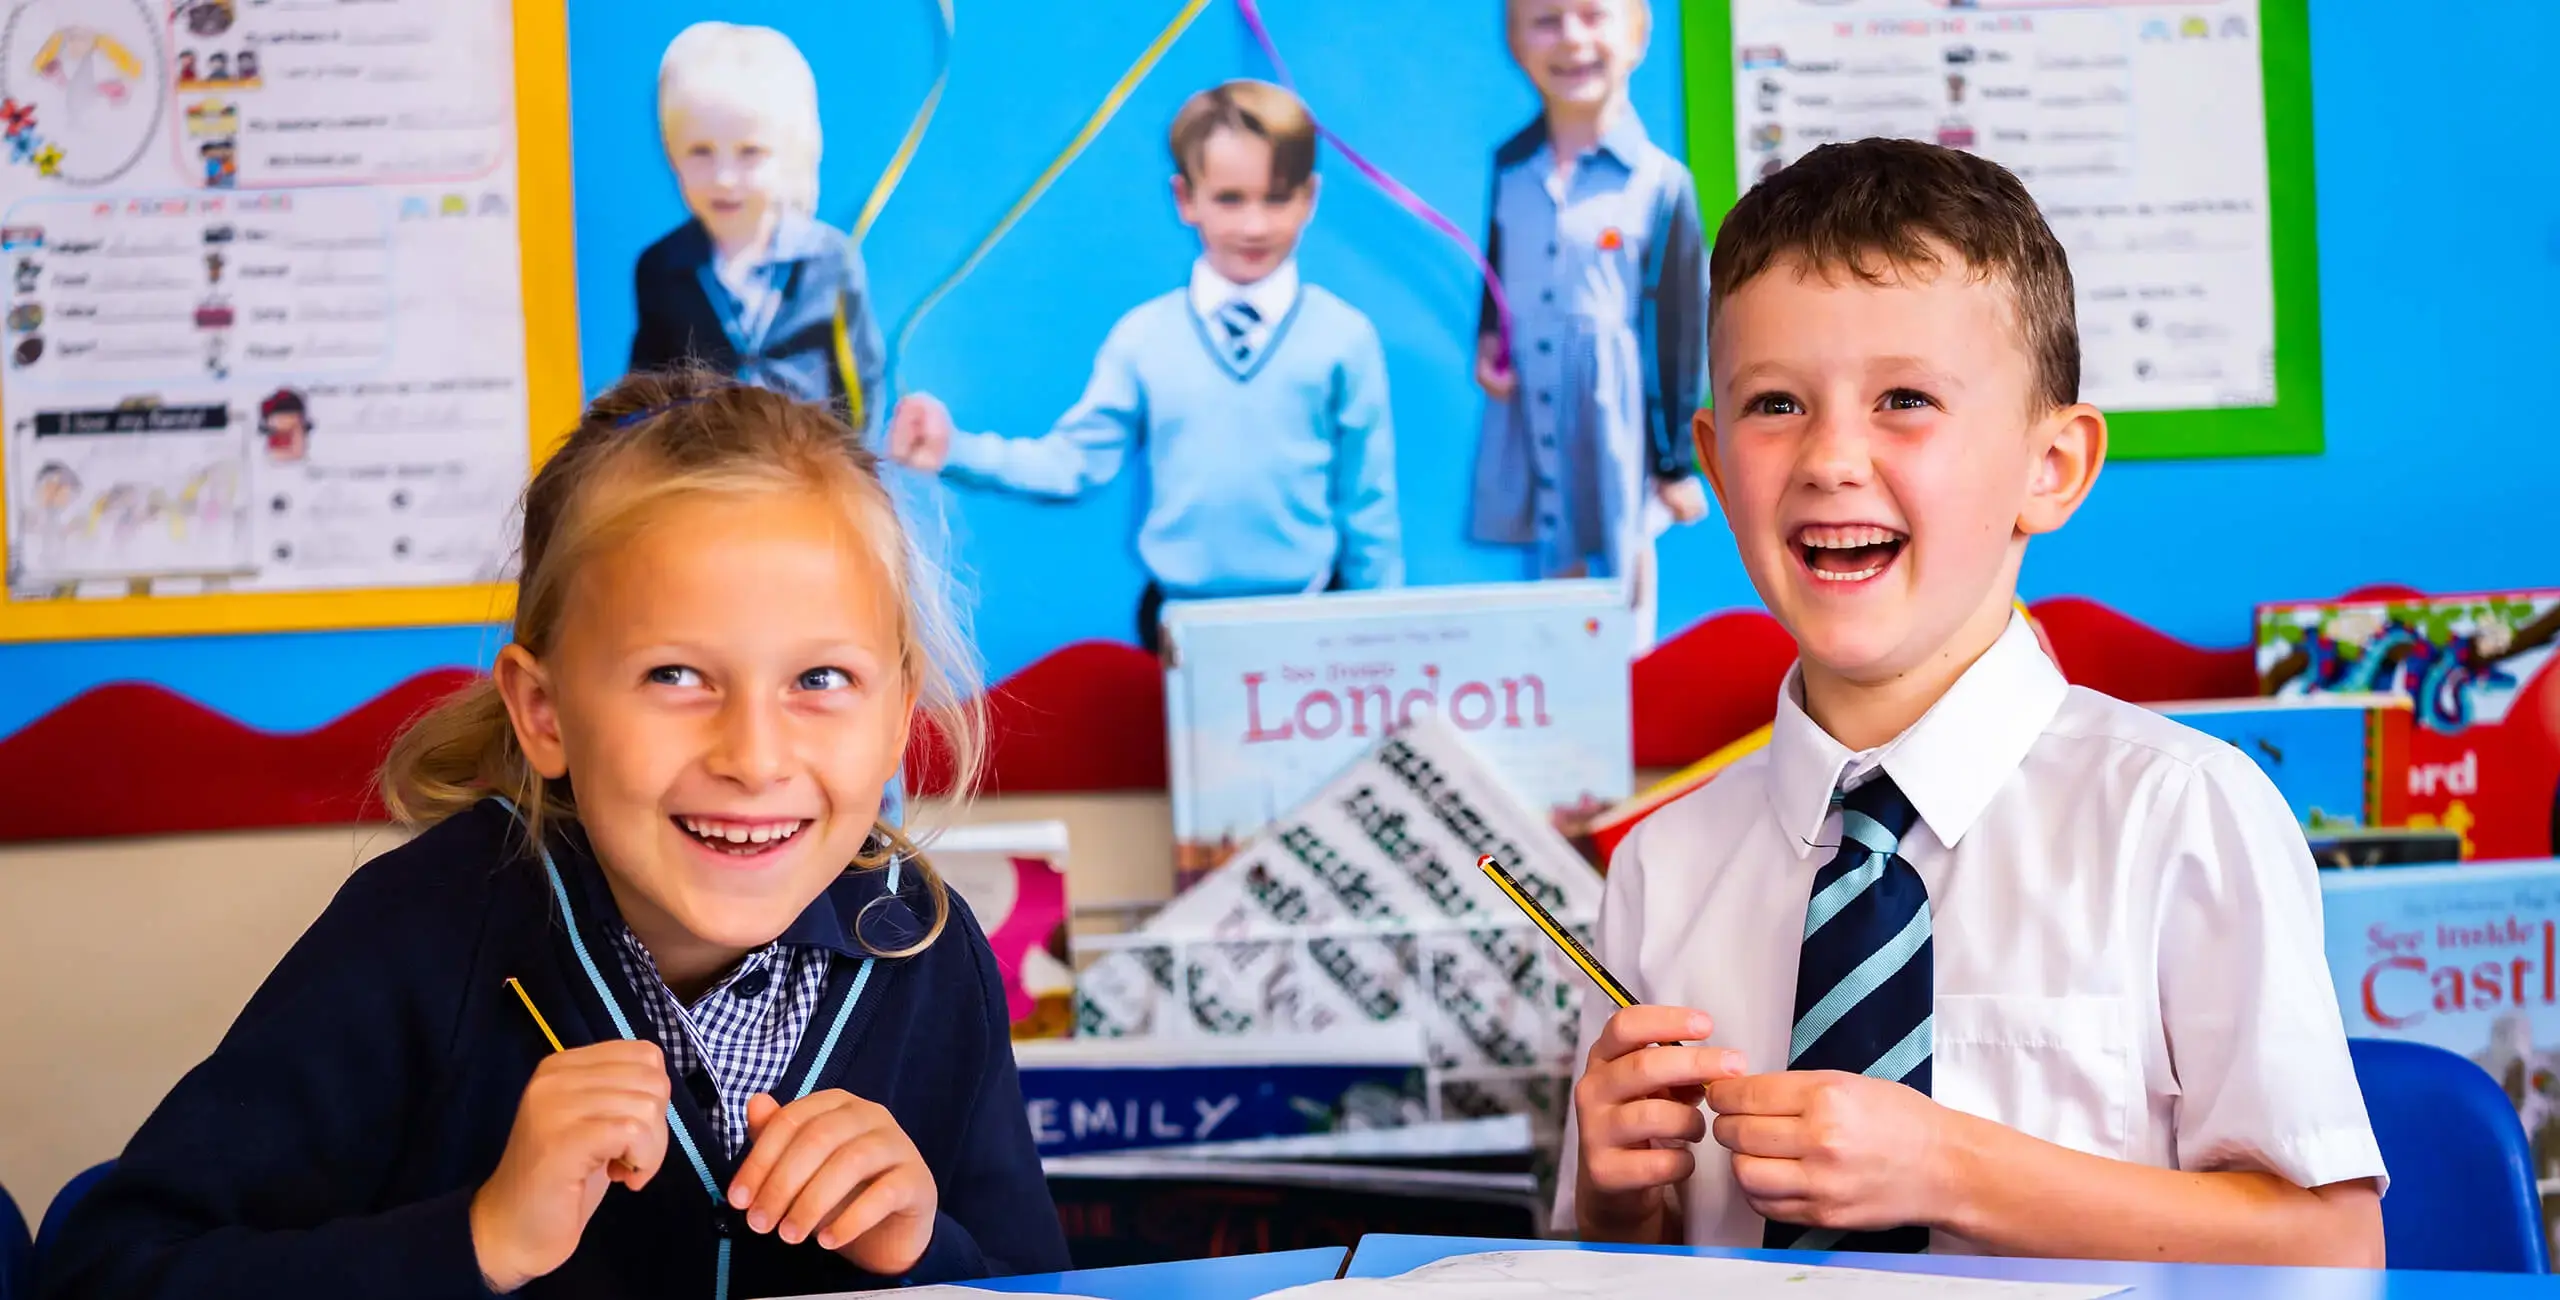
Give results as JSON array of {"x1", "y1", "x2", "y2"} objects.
[{"x1": 38, "y1": 799, "x2": 1068, "y2": 1300}]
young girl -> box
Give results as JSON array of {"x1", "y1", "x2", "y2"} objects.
[
  {"x1": 1472, "y1": 0, "x2": 1710, "y2": 656},
  {"x1": 39, "y1": 373, "x2": 1068, "y2": 1299},
  {"x1": 629, "y1": 22, "x2": 886, "y2": 436}
]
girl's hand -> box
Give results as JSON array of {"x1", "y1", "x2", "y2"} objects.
[
  {"x1": 1475, "y1": 333, "x2": 1519, "y2": 400},
  {"x1": 730, "y1": 1090, "x2": 938, "y2": 1277},
  {"x1": 471, "y1": 1041, "x2": 671, "y2": 1293}
]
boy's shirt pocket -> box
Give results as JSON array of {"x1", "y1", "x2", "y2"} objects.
[{"x1": 1934, "y1": 993, "x2": 2139, "y2": 1160}]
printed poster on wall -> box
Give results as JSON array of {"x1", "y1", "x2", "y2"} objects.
[
  {"x1": 0, "y1": 0, "x2": 529, "y2": 605},
  {"x1": 1729, "y1": 0, "x2": 2277, "y2": 414}
]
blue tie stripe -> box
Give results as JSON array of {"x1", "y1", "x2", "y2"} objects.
[
  {"x1": 1801, "y1": 850, "x2": 1888, "y2": 940},
  {"x1": 1866, "y1": 1013, "x2": 1933, "y2": 1084},
  {"x1": 1787, "y1": 905, "x2": 1930, "y2": 1065},
  {"x1": 1839, "y1": 807, "x2": 1899, "y2": 858}
]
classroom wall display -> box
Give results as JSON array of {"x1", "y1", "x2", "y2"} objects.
[
  {"x1": 2320, "y1": 858, "x2": 2560, "y2": 1254},
  {"x1": 1, "y1": 0, "x2": 2555, "y2": 845},
  {"x1": 0, "y1": 0, "x2": 580, "y2": 642},
  {"x1": 1690, "y1": 0, "x2": 2318, "y2": 459}
]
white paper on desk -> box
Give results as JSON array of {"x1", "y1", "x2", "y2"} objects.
[{"x1": 1260, "y1": 1250, "x2": 2129, "y2": 1299}]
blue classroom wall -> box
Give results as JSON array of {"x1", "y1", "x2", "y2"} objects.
[{"x1": 0, "y1": 0, "x2": 2552, "y2": 732}]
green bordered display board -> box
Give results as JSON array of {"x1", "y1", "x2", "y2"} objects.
[{"x1": 1684, "y1": 0, "x2": 2319, "y2": 460}]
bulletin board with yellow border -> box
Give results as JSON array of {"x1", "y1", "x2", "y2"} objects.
[{"x1": 0, "y1": 0, "x2": 578, "y2": 644}]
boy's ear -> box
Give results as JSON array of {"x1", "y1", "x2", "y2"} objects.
[
  {"x1": 1170, "y1": 173, "x2": 1197, "y2": 226},
  {"x1": 1692, "y1": 407, "x2": 1732, "y2": 515},
  {"x1": 492, "y1": 644, "x2": 570, "y2": 780},
  {"x1": 2017, "y1": 402, "x2": 2106, "y2": 537}
]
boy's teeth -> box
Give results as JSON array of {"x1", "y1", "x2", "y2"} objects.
[{"x1": 1805, "y1": 525, "x2": 1902, "y2": 548}]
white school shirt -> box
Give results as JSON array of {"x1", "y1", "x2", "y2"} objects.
[
  {"x1": 1551, "y1": 612, "x2": 2387, "y2": 1251},
  {"x1": 1188, "y1": 255, "x2": 1298, "y2": 360}
]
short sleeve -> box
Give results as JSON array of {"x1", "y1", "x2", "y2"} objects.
[
  {"x1": 2154, "y1": 748, "x2": 2389, "y2": 1194},
  {"x1": 1549, "y1": 822, "x2": 1656, "y2": 1231}
]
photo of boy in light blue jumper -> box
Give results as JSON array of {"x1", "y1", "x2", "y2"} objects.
[
  {"x1": 1476, "y1": 0, "x2": 1710, "y2": 655},
  {"x1": 890, "y1": 80, "x2": 1402, "y2": 655}
]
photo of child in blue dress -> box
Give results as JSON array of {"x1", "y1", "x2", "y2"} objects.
[
  {"x1": 629, "y1": 22, "x2": 887, "y2": 432},
  {"x1": 1474, "y1": 0, "x2": 1710, "y2": 654},
  {"x1": 888, "y1": 79, "x2": 1403, "y2": 655}
]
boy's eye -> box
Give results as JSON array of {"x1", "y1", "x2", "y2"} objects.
[
  {"x1": 796, "y1": 666, "x2": 853, "y2": 692},
  {"x1": 1879, "y1": 388, "x2": 1940, "y2": 412},
  {"x1": 1743, "y1": 391, "x2": 1803, "y2": 417},
  {"x1": 738, "y1": 144, "x2": 766, "y2": 161},
  {"x1": 646, "y1": 665, "x2": 702, "y2": 688}
]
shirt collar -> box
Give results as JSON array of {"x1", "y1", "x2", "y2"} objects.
[
  {"x1": 1188, "y1": 256, "x2": 1299, "y2": 325},
  {"x1": 1764, "y1": 611, "x2": 2068, "y2": 859},
  {"x1": 1593, "y1": 109, "x2": 1650, "y2": 167}
]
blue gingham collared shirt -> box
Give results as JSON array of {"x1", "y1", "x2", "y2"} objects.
[{"x1": 609, "y1": 925, "x2": 834, "y2": 1158}]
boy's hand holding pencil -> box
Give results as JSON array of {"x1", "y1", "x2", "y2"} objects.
[{"x1": 1574, "y1": 1006, "x2": 1748, "y2": 1242}]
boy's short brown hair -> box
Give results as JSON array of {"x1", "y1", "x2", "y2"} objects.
[
  {"x1": 1710, "y1": 139, "x2": 2078, "y2": 410},
  {"x1": 1170, "y1": 79, "x2": 1316, "y2": 195}
]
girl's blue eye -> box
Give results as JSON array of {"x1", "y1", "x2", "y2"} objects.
[
  {"x1": 797, "y1": 667, "x2": 852, "y2": 692},
  {"x1": 646, "y1": 665, "x2": 700, "y2": 688}
]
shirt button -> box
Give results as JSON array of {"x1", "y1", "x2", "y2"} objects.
[
  {"x1": 1537, "y1": 475, "x2": 1556, "y2": 489},
  {"x1": 1537, "y1": 391, "x2": 1553, "y2": 406},
  {"x1": 733, "y1": 967, "x2": 773, "y2": 999},
  {"x1": 1537, "y1": 340, "x2": 1552, "y2": 354},
  {"x1": 1546, "y1": 242, "x2": 1558, "y2": 256},
  {"x1": 1541, "y1": 290, "x2": 1555, "y2": 303}
]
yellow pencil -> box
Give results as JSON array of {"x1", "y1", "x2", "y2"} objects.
[
  {"x1": 1478, "y1": 854, "x2": 1635, "y2": 1009},
  {"x1": 509, "y1": 977, "x2": 640, "y2": 1177},
  {"x1": 507, "y1": 976, "x2": 567, "y2": 1052}
]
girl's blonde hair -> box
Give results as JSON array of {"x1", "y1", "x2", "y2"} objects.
[
  {"x1": 381, "y1": 368, "x2": 985, "y2": 958},
  {"x1": 656, "y1": 21, "x2": 824, "y2": 216}
]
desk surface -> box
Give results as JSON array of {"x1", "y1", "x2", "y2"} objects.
[
  {"x1": 972, "y1": 1247, "x2": 1348, "y2": 1299},
  {"x1": 1342, "y1": 1234, "x2": 2560, "y2": 1297}
]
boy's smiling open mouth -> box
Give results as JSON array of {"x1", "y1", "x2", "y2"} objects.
[
  {"x1": 1795, "y1": 523, "x2": 1909, "y2": 584},
  {"x1": 674, "y1": 815, "x2": 810, "y2": 859}
]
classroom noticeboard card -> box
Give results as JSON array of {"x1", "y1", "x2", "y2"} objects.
[
  {"x1": 1077, "y1": 716, "x2": 1605, "y2": 1138},
  {"x1": 1161, "y1": 580, "x2": 1634, "y2": 894},
  {"x1": 1718, "y1": 0, "x2": 2314, "y2": 457},
  {"x1": 0, "y1": 0, "x2": 536, "y2": 622}
]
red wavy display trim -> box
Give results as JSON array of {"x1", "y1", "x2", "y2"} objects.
[{"x1": 0, "y1": 594, "x2": 2423, "y2": 842}]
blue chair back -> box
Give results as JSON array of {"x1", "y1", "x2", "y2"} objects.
[
  {"x1": 31, "y1": 1162, "x2": 114, "y2": 1293},
  {"x1": 2351, "y1": 1037, "x2": 2548, "y2": 1272},
  {"x1": 0, "y1": 1177, "x2": 31, "y2": 1300}
]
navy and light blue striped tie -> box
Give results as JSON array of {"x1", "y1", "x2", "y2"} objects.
[
  {"x1": 1763, "y1": 772, "x2": 1933, "y2": 1254},
  {"x1": 1216, "y1": 299, "x2": 1261, "y2": 366}
]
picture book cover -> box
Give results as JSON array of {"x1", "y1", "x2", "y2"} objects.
[
  {"x1": 2321, "y1": 858, "x2": 2560, "y2": 1249},
  {"x1": 2260, "y1": 591, "x2": 2560, "y2": 861},
  {"x1": 920, "y1": 820, "x2": 1075, "y2": 1039},
  {"x1": 1161, "y1": 580, "x2": 1635, "y2": 893}
]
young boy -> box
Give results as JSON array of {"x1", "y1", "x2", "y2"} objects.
[
  {"x1": 889, "y1": 80, "x2": 1401, "y2": 655},
  {"x1": 1475, "y1": 0, "x2": 1710, "y2": 656},
  {"x1": 1558, "y1": 140, "x2": 2387, "y2": 1263},
  {"x1": 629, "y1": 22, "x2": 886, "y2": 432}
]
